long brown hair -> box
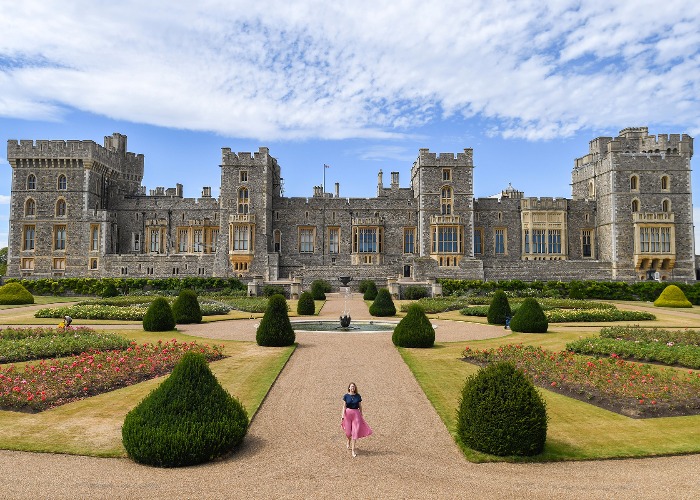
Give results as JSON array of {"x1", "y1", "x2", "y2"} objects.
[{"x1": 347, "y1": 382, "x2": 359, "y2": 395}]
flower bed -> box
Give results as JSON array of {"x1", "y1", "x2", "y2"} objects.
[
  {"x1": 0, "y1": 339, "x2": 224, "y2": 412},
  {"x1": 400, "y1": 297, "x2": 473, "y2": 313},
  {"x1": 459, "y1": 305, "x2": 655, "y2": 322},
  {"x1": 34, "y1": 301, "x2": 231, "y2": 321},
  {"x1": 461, "y1": 344, "x2": 700, "y2": 418},
  {"x1": 215, "y1": 297, "x2": 269, "y2": 313},
  {"x1": 599, "y1": 326, "x2": 700, "y2": 346},
  {"x1": 0, "y1": 327, "x2": 130, "y2": 363}
]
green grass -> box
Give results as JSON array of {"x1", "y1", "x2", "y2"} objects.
[
  {"x1": 0, "y1": 296, "x2": 84, "y2": 310},
  {"x1": 0, "y1": 328, "x2": 294, "y2": 457},
  {"x1": 398, "y1": 332, "x2": 700, "y2": 462}
]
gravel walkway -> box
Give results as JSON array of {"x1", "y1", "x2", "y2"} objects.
[{"x1": 0, "y1": 295, "x2": 698, "y2": 498}]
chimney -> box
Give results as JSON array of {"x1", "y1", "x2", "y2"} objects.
[
  {"x1": 335, "y1": 182, "x2": 340, "y2": 198},
  {"x1": 391, "y1": 171, "x2": 399, "y2": 189},
  {"x1": 377, "y1": 169, "x2": 384, "y2": 196},
  {"x1": 202, "y1": 186, "x2": 211, "y2": 197}
]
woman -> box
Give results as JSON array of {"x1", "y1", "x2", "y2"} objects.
[{"x1": 341, "y1": 382, "x2": 372, "y2": 457}]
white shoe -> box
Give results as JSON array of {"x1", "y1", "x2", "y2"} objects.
[{"x1": 352, "y1": 451, "x2": 357, "y2": 458}]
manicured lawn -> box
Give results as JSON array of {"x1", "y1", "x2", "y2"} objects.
[
  {"x1": 399, "y1": 331, "x2": 700, "y2": 462},
  {"x1": 0, "y1": 296, "x2": 84, "y2": 310},
  {"x1": 0, "y1": 329, "x2": 294, "y2": 457}
]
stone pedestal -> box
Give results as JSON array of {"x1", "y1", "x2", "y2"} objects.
[
  {"x1": 290, "y1": 280, "x2": 302, "y2": 299},
  {"x1": 431, "y1": 282, "x2": 442, "y2": 297}
]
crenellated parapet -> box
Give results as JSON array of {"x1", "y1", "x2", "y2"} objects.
[
  {"x1": 220, "y1": 146, "x2": 272, "y2": 166},
  {"x1": 414, "y1": 148, "x2": 473, "y2": 167}
]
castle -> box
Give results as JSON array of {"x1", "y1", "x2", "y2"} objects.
[{"x1": 5, "y1": 127, "x2": 696, "y2": 288}]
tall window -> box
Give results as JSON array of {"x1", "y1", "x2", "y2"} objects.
[
  {"x1": 662, "y1": 199, "x2": 670, "y2": 212},
  {"x1": 56, "y1": 199, "x2": 66, "y2": 217},
  {"x1": 193, "y1": 229, "x2": 203, "y2": 252},
  {"x1": 474, "y1": 229, "x2": 483, "y2": 255},
  {"x1": 25, "y1": 198, "x2": 35, "y2": 216},
  {"x1": 435, "y1": 227, "x2": 458, "y2": 253},
  {"x1": 639, "y1": 227, "x2": 671, "y2": 253},
  {"x1": 133, "y1": 233, "x2": 141, "y2": 252},
  {"x1": 630, "y1": 175, "x2": 638, "y2": 190},
  {"x1": 27, "y1": 174, "x2": 36, "y2": 190},
  {"x1": 54, "y1": 225, "x2": 66, "y2": 250},
  {"x1": 299, "y1": 227, "x2": 315, "y2": 253},
  {"x1": 208, "y1": 228, "x2": 219, "y2": 252},
  {"x1": 661, "y1": 176, "x2": 669, "y2": 191},
  {"x1": 631, "y1": 199, "x2": 639, "y2": 212},
  {"x1": 494, "y1": 228, "x2": 505, "y2": 254},
  {"x1": 532, "y1": 229, "x2": 546, "y2": 253},
  {"x1": 238, "y1": 187, "x2": 249, "y2": 214},
  {"x1": 240, "y1": 170, "x2": 248, "y2": 182},
  {"x1": 23, "y1": 225, "x2": 35, "y2": 251},
  {"x1": 582, "y1": 230, "x2": 592, "y2": 257},
  {"x1": 403, "y1": 228, "x2": 415, "y2": 254},
  {"x1": 150, "y1": 229, "x2": 161, "y2": 253},
  {"x1": 548, "y1": 229, "x2": 561, "y2": 254},
  {"x1": 233, "y1": 225, "x2": 252, "y2": 251},
  {"x1": 90, "y1": 225, "x2": 100, "y2": 252},
  {"x1": 329, "y1": 228, "x2": 340, "y2": 254},
  {"x1": 58, "y1": 175, "x2": 67, "y2": 190},
  {"x1": 523, "y1": 229, "x2": 529, "y2": 253},
  {"x1": 441, "y1": 186, "x2": 453, "y2": 215},
  {"x1": 442, "y1": 168, "x2": 452, "y2": 181},
  {"x1": 178, "y1": 229, "x2": 189, "y2": 252},
  {"x1": 352, "y1": 227, "x2": 383, "y2": 253},
  {"x1": 273, "y1": 229, "x2": 281, "y2": 252}
]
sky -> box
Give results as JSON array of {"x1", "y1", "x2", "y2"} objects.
[{"x1": 1, "y1": 1, "x2": 700, "y2": 251}]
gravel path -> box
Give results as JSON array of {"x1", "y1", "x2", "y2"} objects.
[{"x1": 0, "y1": 295, "x2": 698, "y2": 498}]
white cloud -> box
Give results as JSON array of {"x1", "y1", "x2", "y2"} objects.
[
  {"x1": 0, "y1": 195, "x2": 10, "y2": 204},
  {"x1": 0, "y1": 1, "x2": 698, "y2": 141}
]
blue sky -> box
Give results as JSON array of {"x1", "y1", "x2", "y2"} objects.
[{"x1": 1, "y1": 1, "x2": 700, "y2": 250}]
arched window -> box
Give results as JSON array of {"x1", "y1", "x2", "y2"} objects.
[
  {"x1": 56, "y1": 198, "x2": 66, "y2": 217},
  {"x1": 58, "y1": 174, "x2": 67, "y2": 190},
  {"x1": 661, "y1": 175, "x2": 669, "y2": 191},
  {"x1": 273, "y1": 229, "x2": 281, "y2": 252},
  {"x1": 588, "y1": 181, "x2": 595, "y2": 198},
  {"x1": 662, "y1": 199, "x2": 670, "y2": 212},
  {"x1": 25, "y1": 198, "x2": 36, "y2": 216},
  {"x1": 27, "y1": 174, "x2": 36, "y2": 190},
  {"x1": 631, "y1": 199, "x2": 639, "y2": 212},
  {"x1": 440, "y1": 186, "x2": 453, "y2": 215},
  {"x1": 238, "y1": 187, "x2": 249, "y2": 214},
  {"x1": 630, "y1": 175, "x2": 638, "y2": 191}
]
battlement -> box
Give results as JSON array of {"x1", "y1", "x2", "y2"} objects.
[
  {"x1": 220, "y1": 146, "x2": 272, "y2": 166},
  {"x1": 520, "y1": 197, "x2": 568, "y2": 211},
  {"x1": 415, "y1": 148, "x2": 473, "y2": 167}
]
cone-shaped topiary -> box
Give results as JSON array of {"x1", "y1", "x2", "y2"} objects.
[
  {"x1": 392, "y1": 304, "x2": 434, "y2": 347},
  {"x1": 654, "y1": 284, "x2": 693, "y2": 308},
  {"x1": 362, "y1": 281, "x2": 378, "y2": 301},
  {"x1": 369, "y1": 288, "x2": 396, "y2": 317},
  {"x1": 101, "y1": 282, "x2": 119, "y2": 298},
  {"x1": 0, "y1": 282, "x2": 34, "y2": 305},
  {"x1": 256, "y1": 294, "x2": 295, "y2": 346},
  {"x1": 509, "y1": 298, "x2": 548, "y2": 333},
  {"x1": 172, "y1": 289, "x2": 203, "y2": 324},
  {"x1": 457, "y1": 362, "x2": 547, "y2": 456},
  {"x1": 143, "y1": 297, "x2": 176, "y2": 332},
  {"x1": 297, "y1": 291, "x2": 316, "y2": 315},
  {"x1": 487, "y1": 290, "x2": 511, "y2": 325},
  {"x1": 122, "y1": 351, "x2": 249, "y2": 467},
  {"x1": 310, "y1": 280, "x2": 331, "y2": 300}
]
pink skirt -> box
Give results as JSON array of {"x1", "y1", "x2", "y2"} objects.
[{"x1": 342, "y1": 409, "x2": 373, "y2": 440}]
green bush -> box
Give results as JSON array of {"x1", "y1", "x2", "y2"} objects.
[
  {"x1": 509, "y1": 298, "x2": 548, "y2": 333},
  {"x1": 122, "y1": 352, "x2": 249, "y2": 467},
  {"x1": 297, "y1": 291, "x2": 315, "y2": 315},
  {"x1": 486, "y1": 290, "x2": 511, "y2": 325},
  {"x1": 101, "y1": 282, "x2": 119, "y2": 298},
  {"x1": 457, "y1": 362, "x2": 547, "y2": 457},
  {"x1": 654, "y1": 284, "x2": 693, "y2": 308},
  {"x1": 310, "y1": 280, "x2": 331, "y2": 300},
  {"x1": 262, "y1": 285, "x2": 286, "y2": 298},
  {"x1": 369, "y1": 288, "x2": 396, "y2": 317},
  {"x1": 256, "y1": 294, "x2": 295, "y2": 346},
  {"x1": 392, "y1": 304, "x2": 434, "y2": 348},
  {"x1": 142, "y1": 297, "x2": 176, "y2": 332},
  {"x1": 358, "y1": 280, "x2": 373, "y2": 293},
  {"x1": 0, "y1": 282, "x2": 34, "y2": 305},
  {"x1": 401, "y1": 297, "x2": 472, "y2": 313},
  {"x1": 362, "y1": 281, "x2": 378, "y2": 301},
  {"x1": 172, "y1": 289, "x2": 203, "y2": 324},
  {"x1": 402, "y1": 286, "x2": 429, "y2": 300}
]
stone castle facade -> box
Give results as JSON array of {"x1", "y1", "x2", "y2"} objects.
[{"x1": 5, "y1": 127, "x2": 696, "y2": 286}]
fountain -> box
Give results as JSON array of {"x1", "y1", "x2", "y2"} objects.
[{"x1": 338, "y1": 276, "x2": 353, "y2": 329}]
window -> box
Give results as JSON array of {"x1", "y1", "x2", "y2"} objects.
[
  {"x1": 329, "y1": 227, "x2": 340, "y2": 254},
  {"x1": 25, "y1": 198, "x2": 35, "y2": 216},
  {"x1": 531, "y1": 229, "x2": 545, "y2": 253},
  {"x1": 631, "y1": 199, "x2": 639, "y2": 212},
  {"x1": 21, "y1": 258, "x2": 34, "y2": 270},
  {"x1": 27, "y1": 174, "x2": 36, "y2": 190},
  {"x1": 639, "y1": 227, "x2": 671, "y2": 253},
  {"x1": 357, "y1": 228, "x2": 377, "y2": 253},
  {"x1": 441, "y1": 186, "x2": 453, "y2": 215},
  {"x1": 661, "y1": 176, "x2": 669, "y2": 191},
  {"x1": 442, "y1": 168, "x2": 452, "y2": 181},
  {"x1": 240, "y1": 170, "x2": 248, "y2": 182},
  {"x1": 149, "y1": 229, "x2": 161, "y2": 253},
  {"x1": 299, "y1": 227, "x2": 315, "y2": 253},
  {"x1": 630, "y1": 175, "x2": 638, "y2": 191},
  {"x1": 548, "y1": 229, "x2": 561, "y2": 254},
  {"x1": 474, "y1": 229, "x2": 483, "y2": 255},
  {"x1": 494, "y1": 228, "x2": 506, "y2": 254},
  {"x1": 232, "y1": 225, "x2": 252, "y2": 251},
  {"x1": 89, "y1": 258, "x2": 98, "y2": 270},
  {"x1": 56, "y1": 198, "x2": 66, "y2": 217},
  {"x1": 53, "y1": 258, "x2": 65, "y2": 270},
  {"x1": 662, "y1": 199, "x2": 670, "y2": 213},
  {"x1": 582, "y1": 230, "x2": 592, "y2": 257},
  {"x1": 133, "y1": 233, "x2": 141, "y2": 252},
  {"x1": 523, "y1": 229, "x2": 529, "y2": 253},
  {"x1": 193, "y1": 229, "x2": 203, "y2": 252},
  {"x1": 23, "y1": 225, "x2": 36, "y2": 251},
  {"x1": 238, "y1": 187, "x2": 249, "y2": 214},
  {"x1": 208, "y1": 228, "x2": 219, "y2": 252},
  {"x1": 90, "y1": 224, "x2": 100, "y2": 252},
  {"x1": 54, "y1": 225, "x2": 66, "y2": 250},
  {"x1": 588, "y1": 181, "x2": 595, "y2": 198},
  {"x1": 273, "y1": 229, "x2": 282, "y2": 252},
  {"x1": 403, "y1": 228, "x2": 415, "y2": 254},
  {"x1": 178, "y1": 229, "x2": 189, "y2": 252},
  {"x1": 58, "y1": 175, "x2": 67, "y2": 190},
  {"x1": 436, "y1": 226, "x2": 459, "y2": 253}
]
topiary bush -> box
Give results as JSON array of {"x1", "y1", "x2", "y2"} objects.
[
  {"x1": 262, "y1": 285, "x2": 286, "y2": 298},
  {"x1": 369, "y1": 288, "x2": 396, "y2": 317},
  {"x1": 654, "y1": 284, "x2": 693, "y2": 308},
  {"x1": 362, "y1": 280, "x2": 378, "y2": 301},
  {"x1": 172, "y1": 289, "x2": 203, "y2": 324},
  {"x1": 310, "y1": 280, "x2": 331, "y2": 300},
  {"x1": 509, "y1": 298, "x2": 548, "y2": 333},
  {"x1": 297, "y1": 291, "x2": 315, "y2": 315},
  {"x1": 402, "y1": 285, "x2": 429, "y2": 300},
  {"x1": 256, "y1": 294, "x2": 295, "y2": 346},
  {"x1": 457, "y1": 362, "x2": 547, "y2": 456},
  {"x1": 142, "y1": 297, "x2": 176, "y2": 332},
  {"x1": 392, "y1": 304, "x2": 434, "y2": 347},
  {"x1": 486, "y1": 290, "x2": 511, "y2": 325},
  {"x1": 122, "y1": 351, "x2": 249, "y2": 467},
  {"x1": 101, "y1": 282, "x2": 119, "y2": 298},
  {"x1": 0, "y1": 282, "x2": 34, "y2": 305}
]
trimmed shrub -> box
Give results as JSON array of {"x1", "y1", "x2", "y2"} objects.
[
  {"x1": 310, "y1": 280, "x2": 331, "y2": 300},
  {"x1": 457, "y1": 362, "x2": 547, "y2": 456},
  {"x1": 392, "y1": 304, "x2": 434, "y2": 347},
  {"x1": 402, "y1": 286, "x2": 429, "y2": 300},
  {"x1": 509, "y1": 298, "x2": 548, "y2": 333},
  {"x1": 172, "y1": 289, "x2": 203, "y2": 324},
  {"x1": 654, "y1": 284, "x2": 693, "y2": 308},
  {"x1": 486, "y1": 290, "x2": 511, "y2": 325},
  {"x1": 101, "y1": 282, "x2": 119, "y2": 298},
  {"x1": 0, "y1": 282, "x2": 34, "y2": 305},
  {"x1": 297, "y1": 291, "x2": 315, "y2": 315},
  {"x1": 122, "y1": 352, "x2": 249, "y2": 467},
  {"x1": 256, "y1": 294, "x2": 295, "y2": 346},
  {"x1": 142, "y1": 297, "x2": 176, "y2": 332},
  {"x1": 362, "y1": 281, "x2": 378, "y2": 301},
  {"x1": 369, "y1": 288, "x2": 396, "y2": 317},
  {"x1": 358, "y1": 280, "x2": 373, "y2": 293},
  {"x1": 262, "y1": 285, "x2": 286, "y2": 298}
]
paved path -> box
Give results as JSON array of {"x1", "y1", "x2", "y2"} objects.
[{"x1": 0, "y1": 295, "x2": 698, "y2": 498}]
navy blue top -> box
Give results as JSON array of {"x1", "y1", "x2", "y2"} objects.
[{"x1": 343, "y1": 393, "x2": 362, "y2": 409}]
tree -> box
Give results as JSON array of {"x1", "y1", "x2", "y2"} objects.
[{"x1": 0, "y1": 247, "x2": 7, "y2": 276}]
